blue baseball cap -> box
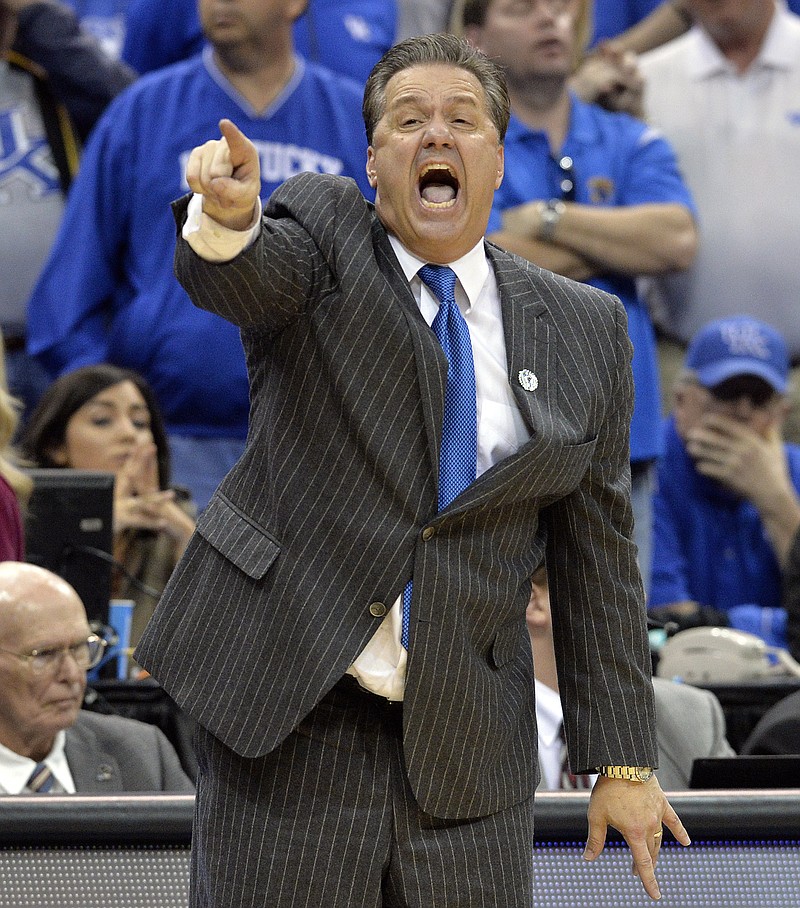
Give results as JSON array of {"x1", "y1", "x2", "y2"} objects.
[{"x1": 685, "y1": 316, "x2": 789, "y2": 393}]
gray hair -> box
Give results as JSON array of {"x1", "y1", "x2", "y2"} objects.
[{"x1": 362, "y1": 33, "x2": 510, "y2": 144}]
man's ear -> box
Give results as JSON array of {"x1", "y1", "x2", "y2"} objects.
[{"x1": 366, "y1": 147, "x2": 377, "y2": 188}]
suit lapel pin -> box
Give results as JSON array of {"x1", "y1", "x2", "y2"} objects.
[
  {"x1": 518, "y1": 369, "x2": 538, "y2": 392},
  {"x1": 96, "y1": 764, "x2": 113, "y2": 782}
]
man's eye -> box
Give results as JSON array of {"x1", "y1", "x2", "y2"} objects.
[{"x1": 33, "y1": 648, "x2": 58, "y2": 660}]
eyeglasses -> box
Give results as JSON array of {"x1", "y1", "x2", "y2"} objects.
[
  {"x1": 0, "y1": 634, "x2": 107, "y2": 674},
  {"x1": 552, "y1": 154, "x2": 575, "y2": 201}
]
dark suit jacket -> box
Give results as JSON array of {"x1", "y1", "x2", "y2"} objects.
[
  {"x1": 136, "y1": 173, "x2": 656, "y2": 820},
  {"x1": 66, "y1": 710, "x2": 194, "y2": 792}
]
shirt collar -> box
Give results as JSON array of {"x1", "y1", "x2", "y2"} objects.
[
  {"x1": 534, "y1": 679, "x2": 563, "y2": 747},
  {"x1": 0, "y1": 731, "x2": 72, "y2": 794},
  {"x1": 387, "y1": 233, "x2": 489, "y2": 313},
  {"x1": 690, "y1": 4, "x2": 797, "y2": 79},
  {"x1": 203, "y1": 45, "x2": 305, "y2": 119}
]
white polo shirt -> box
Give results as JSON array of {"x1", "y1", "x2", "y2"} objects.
[{"x1": 639, "y1": 4, "x2": 800, "y2": 360}]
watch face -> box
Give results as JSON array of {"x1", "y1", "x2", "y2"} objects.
[{"x1": 637, "y1": 768, "x2": 654, "y2": 782}]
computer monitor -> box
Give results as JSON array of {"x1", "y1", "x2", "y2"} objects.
[
  {"x1": 23, "y1": 468, "x2": 115, "y2": 625},
  {"x1": 690, "y1": 755, "x2": 800, "y2": 790}
]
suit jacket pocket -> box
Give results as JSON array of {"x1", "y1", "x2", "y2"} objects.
[
  {"x1": 196, "y1": 493, "x2": 281, "y2": 580},
  {"x1": 490, "y1": 619, "x2": 529, "y2": 670}
]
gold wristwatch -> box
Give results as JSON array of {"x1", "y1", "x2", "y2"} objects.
[{"x1": 597, "y1": 765, "x2": 654, "y2": 783}]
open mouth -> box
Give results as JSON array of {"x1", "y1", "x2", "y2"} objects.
[{"x1": 419, "y1": 164, "x2": 459, "y2": 209}]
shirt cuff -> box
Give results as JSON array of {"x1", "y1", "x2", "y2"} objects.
[{"x1": 182, "y1": 193, "x2": 262, "y2": 263}]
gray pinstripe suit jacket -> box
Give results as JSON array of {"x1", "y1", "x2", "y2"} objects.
[{"x1": 135, "y1": 172, "x2": 657, "y2": 821}]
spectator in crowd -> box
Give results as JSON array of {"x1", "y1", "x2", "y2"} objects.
[
  {"x1": 639, "y1": 0, "x2": 800, "y2": 438},
  {"x1": 20, "y1": 365, "x2": 196, "y2": 647},
  {"x1": 1, "y1": 0, "x2": 135, "y2": 421},
  {"x1": 527, "y1": 565, "x2": 735, "y2": 790},
  {"x1": 0, "y1": 561, "x2": 194, "y2": 793},
  {"x1": 462, "y1": 0, "x2": 698, "y2": 591},
  {"x1": 0, "y1": 340, "x2": 30, "y2": 561},
  {"x1": 121, "y1": 0, "x2": 397, "y2": 84},
  {"x1": 650, "y1": 317, "x2": 800, "y2": 647},
  {"x1": 26, "y1": 0, "x2": 374, "y2": 510}
]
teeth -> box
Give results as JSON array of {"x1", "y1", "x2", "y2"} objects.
[
  {"x1": 420, "y1": 164, "x2": 455, "y2": 177},
  {"x1": 421, "y1": 199, "x2": 457, "y2": 209}
]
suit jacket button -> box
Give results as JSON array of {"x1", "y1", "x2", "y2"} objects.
[
  {"x1": 422, "y1": 526, "x2": 435, "y2": 541},
  {"x1": 369, "y1": 602, "x2": 387, "y2": 617}
]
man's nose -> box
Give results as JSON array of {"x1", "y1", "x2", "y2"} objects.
[
  {"x1": 55, "y1": 650, "x2": 86, "y2": 683},
  {"x1": 423, "y1": 116, "x2": 454, "y2": 147},
  {"x1": 717, "y1": 396, "x2": 756, "y2": 423}
]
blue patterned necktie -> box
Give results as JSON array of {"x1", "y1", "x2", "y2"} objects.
[
  {"x1": 402, "y1": 264, "x2": 478, "y2": 648},
  {"x1": 25, "y1": 762, "x2": 55, "y2": 793}
]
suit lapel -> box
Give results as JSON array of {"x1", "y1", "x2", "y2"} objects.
[
  {"x1": 372, "y1": 219, "x2": 447, "y2": 488},
  {"x1": 64, "y1": 718, "x2": 123, "y2": 792},
  {"x1": 488, "y1": 244, "x2": 555, "y2": 439}
]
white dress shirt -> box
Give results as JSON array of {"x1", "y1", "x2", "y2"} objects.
[
  {"x1": 0, "y1": 731, "x2": 75, "y2": 794},
  {"x1": 184, "y1": 196, "x2": 531, "y2": 700},
  {"x1": 534, "y1": 679, "x2": 599, "y2": 791}
]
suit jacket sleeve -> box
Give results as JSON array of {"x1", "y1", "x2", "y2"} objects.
[
  {"x1": 544, "y1": 295, "x2": 658, "y2": 774},
  {"x1": 172, "y1": 174, "x2": 359, "y2": 335}
]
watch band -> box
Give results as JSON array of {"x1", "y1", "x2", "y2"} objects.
[
  {"x1": 597, "y1": 765, "x2": 654, "y2": 783},
  {"x1": 537, "y1": 199, "x2": 566, "y2": 242}
]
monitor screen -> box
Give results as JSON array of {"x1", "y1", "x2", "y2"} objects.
[
  {"x1": 23, "y1": 469, "x2": 115, "y2": 625},
  {"x1": 690, "y1": 755, "x2": 800, "y2": 789}
]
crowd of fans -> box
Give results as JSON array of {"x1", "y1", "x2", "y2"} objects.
[{"x1": 1, "y1": 0, "x2": 799, "y2": 793}]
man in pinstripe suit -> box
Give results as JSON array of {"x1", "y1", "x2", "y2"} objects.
[{"x1": 135, "y1": 32, "x2": 689, "y2": 907}]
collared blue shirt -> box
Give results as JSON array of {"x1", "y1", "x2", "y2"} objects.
[
  {"x1": 488, "y1": 96, "x2": 696, "y2": 462},
  {"x1": 651, "y1": 416, "x2": 800, "y2": 614}
]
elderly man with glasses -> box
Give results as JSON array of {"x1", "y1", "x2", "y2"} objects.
[
  {"x1": 0, "y1": 562, "x2": 193, "y2": 794},
  {"x1": 648, "y1": 317, "x2": 800, "y2": 647}
]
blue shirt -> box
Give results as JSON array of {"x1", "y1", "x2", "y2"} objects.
[
  {"x1": 27, "y1": 50, "x2": 373, "y2": 440},
  {"x1": 591, "y1": 0, "x2": 662, "y2": 46},
  {"x1": 650, "y1": 416, "x2": 800, "y2": 614},
  {"x1": 488, "y1": 97, "x2": 696, "y2": 462}
]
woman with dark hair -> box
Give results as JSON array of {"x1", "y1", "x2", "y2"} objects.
[{"x1": 20, "y1": 364, "x2": 196, "y2": 646}]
